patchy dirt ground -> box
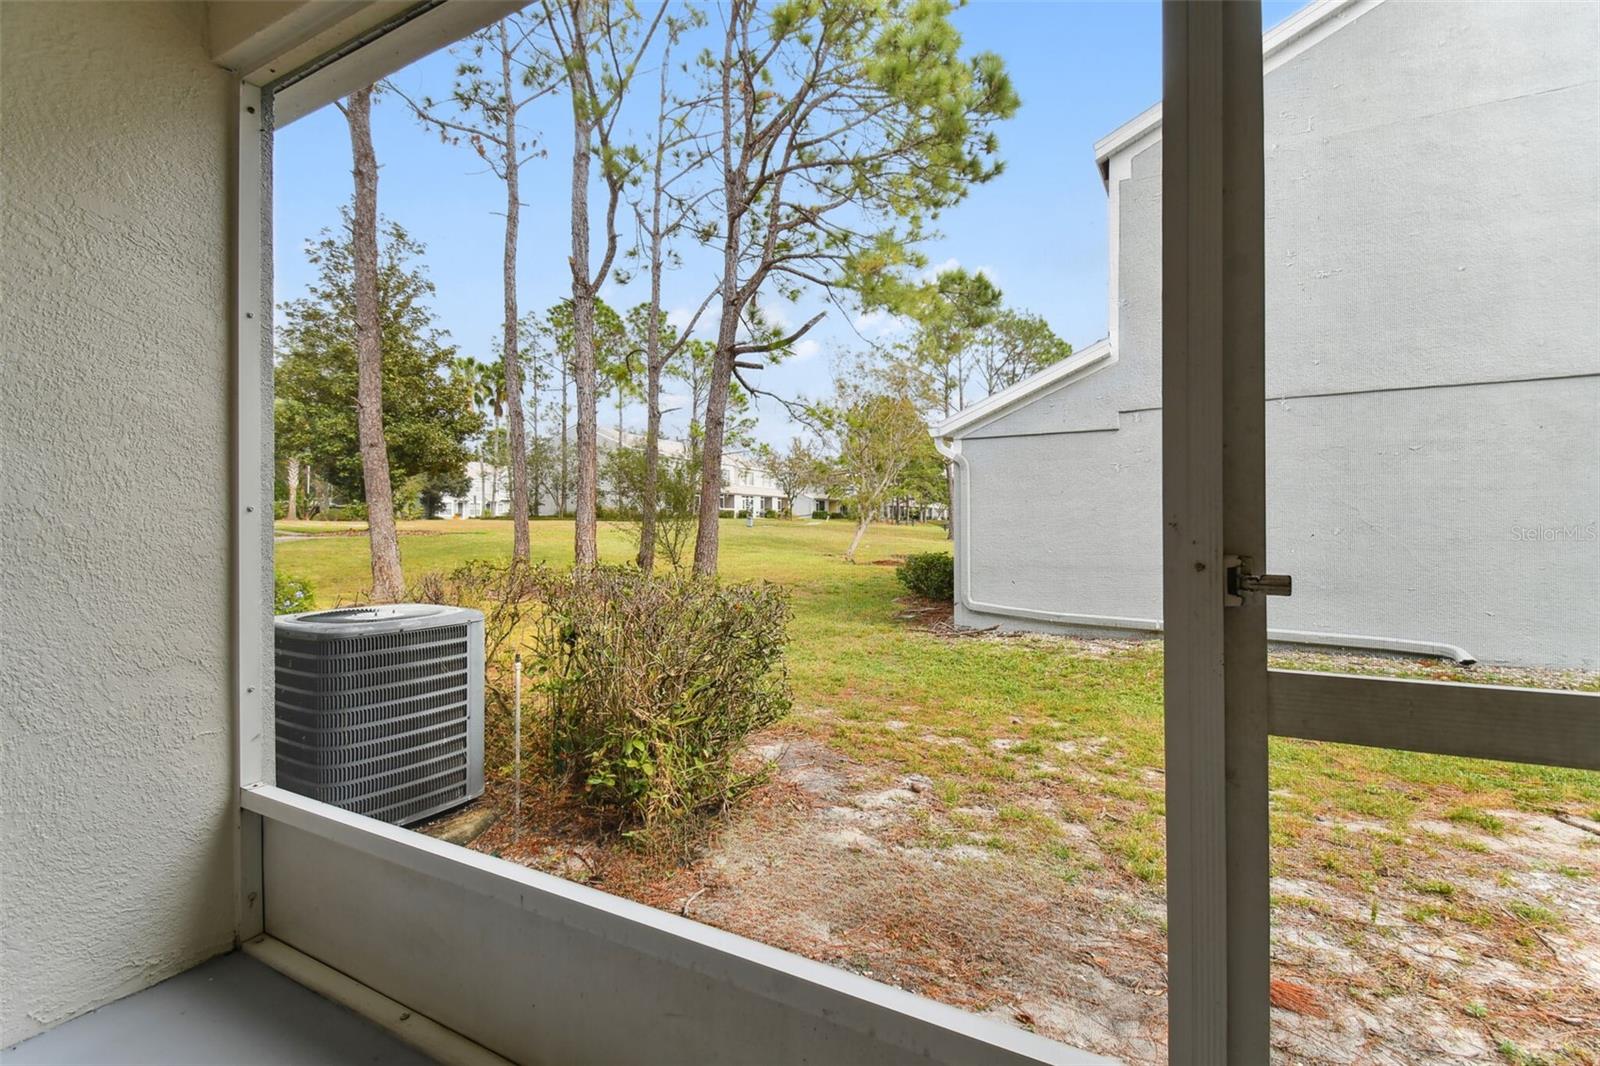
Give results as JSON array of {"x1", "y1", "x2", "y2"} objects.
[
  {"x1": 444, "y1": 717, "x2": 1598, "y2": 1065},
  {"x1": 425, "y1": 610, "x2": 1599, "y2": 1066}
]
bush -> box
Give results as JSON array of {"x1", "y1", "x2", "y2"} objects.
[
  {"x1": 895, "y1": 552, "x2": 954, "y2": 601},
  {"x1": 409, "y1": 560, "x2": 545, "y2": 773},
  {"x1": 410, "y1": 559, "x2": 540, "y2": 663},
  {"x1": 273, "y1": 573, "x2": 317, "y2": 614},
  {"x1": 321, "y1": 502, "x2": 368, "y2": 522},
  {"x1": 527, "y1": 567, "x2": 791, "y2": 841}
]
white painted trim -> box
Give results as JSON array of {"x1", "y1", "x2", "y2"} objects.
[
  {"x1": 1160, "y1": 5, "x2": 1271, "y2": 1059},
  {"x1": 1268, "y1": 671, "x2": 1600, "y2": 771},
  {"x1": 243, "y1": 785, "x2": 1109, "y2": 1066},
  {"x1": 1092, "y1": 102, "x2": 1162, "y2": 182},
  {"x1": 1098, "y1": 116, "x2": 1163, "y2": 351},
  {"x1": 1092, "y1": 0, "x2": 1384, "y2": 170},
  {"x1": 234, "y1": 81, "x2": 269, "y2": 946},
  {"x1": 212, "y1": 2, "x2": 404, "y2": 83},
  {"x1": 269, "y1": 1, "x2": 522, "y2": 125},
  {"x1": 235, "y1": 81, "x2": 267, "y2": 794},
  {"x1": 243, "y1": 935, "x2": 514, "y2": 1066},
  {"x1": 929, "y1": 340, "x2": 1115, "y2": 441}
]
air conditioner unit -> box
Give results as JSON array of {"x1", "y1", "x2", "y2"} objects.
[{"x1": 274, "y1": 604, "x2": 485, "y2": 825}]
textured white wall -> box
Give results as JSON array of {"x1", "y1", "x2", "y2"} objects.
[
  {"x1": 1, "y1": 2, "x2": 237, "y2": 1043},
  {"x1": 957, "y1": 0, "x2": 1600, "y2": 668}
]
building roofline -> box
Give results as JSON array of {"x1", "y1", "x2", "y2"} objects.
[
  {"x1": 929, "y1": 339, "x2": 1116, "y2": 441},
  {"x1": 1092, "y1": 0, "x2": 1382, "y2": 181}
]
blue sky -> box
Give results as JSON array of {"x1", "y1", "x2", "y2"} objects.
[{"x1": 274, "y1": 0, "x2": 1305, "y2": 447}]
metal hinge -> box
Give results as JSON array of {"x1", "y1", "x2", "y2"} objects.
[{"x1": 1225, "y1": 555, "x2": 1292, "y2": 607}]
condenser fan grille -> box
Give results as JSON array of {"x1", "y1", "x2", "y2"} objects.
[{"x1": 274, "y1": 607, "x2": 484, "y2": 825}]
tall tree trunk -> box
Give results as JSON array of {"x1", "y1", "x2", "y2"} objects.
[
  {"x1": 691, "y1": 298, "x2": 738, "y2": 575},
  {"x1": 345, "y1": 87, "x2": 404, "y2": 602},
  {"x1": 845, "y1": 516, "x2": 871, "y2": 563},
  {"x1": 285, "y1": 455, "x2": 300, "y2": 521},
  {"x1": 490, "y1": 409, "x2": 500, "y2": 512},
  {"x1": 559, "y1": 361, "x2": 570, "y2": 515},
  {"x1": 568, "y1": 0, "x2": 599, "y2": 568},
  {"x1": 636, "y1": 243, "x2": 665, "y2": 571},
  {"x1": 636, "y1": 38, "x2": 674, "y2": 573},
  {"x1": 692, "y1": 25, "x2": 743, "y2": 578},
  {"x1": 530, "y1": 364, "x2": 541, "y2": 517},
  {"x1": 500, "y1": 22, "x2": 532, "y2": 560},
  {"x1": 478, "y1": 418, "x2": 488, "y2": 515}
]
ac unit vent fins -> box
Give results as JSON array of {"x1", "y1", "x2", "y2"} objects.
[{"x1": 273, "y1": 604, "x2": 484, "y2": 825}]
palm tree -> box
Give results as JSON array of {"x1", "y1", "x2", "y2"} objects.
[
  {"x1": 464, "y1": 360, "x2": 507, "y2": 516},
  {"x1": 481, "y1": 363, "x2": 507, "y2": 514},
  {"x1": 454, "y1": 357, "x2": 492, "y2": 516}
]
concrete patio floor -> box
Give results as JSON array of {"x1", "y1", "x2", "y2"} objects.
[{"x1": 4, "y1": 951, "x2": 436, "y2": 1065}]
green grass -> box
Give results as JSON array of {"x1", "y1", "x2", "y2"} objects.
[{"x1": 277, "y1": 517, "x2": 1600, "y2": 885}]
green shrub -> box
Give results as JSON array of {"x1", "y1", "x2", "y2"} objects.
[
  {"x1": 273, "y1": 573, "x2": 317, "y2": 614},
  {"x1": 322, "y1": 502, "x2": 368, "y2": 521},
  {"x1": 409, "y1": 560, "x2": 545, "y2": 773},
  {"x1": 896, "y1": 551, "x2": 954, "y2": 601},
  {"x1": 526, "y1": 566, "x2": 792, "y2": 841}
]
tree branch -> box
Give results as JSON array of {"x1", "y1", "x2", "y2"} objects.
[
  {"x1": 731, "y1": 364, "x2": 818, "y2": 428},
  {"x1": 729, "y1": 310, "x2": 826, "y2": 356}
]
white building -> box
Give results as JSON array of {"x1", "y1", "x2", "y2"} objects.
[
  {"x1": 438, "y1": 460, "x2": 512, "y2": 518},
  {"x1": 438, "y1": 427, "x2": 837, "y2": 519},
  {"x1": 934, "y1": 0, "x2": 1598, "y2": 669}
]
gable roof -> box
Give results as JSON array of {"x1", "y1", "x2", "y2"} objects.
[
  {"x1": 929, "y1": 339, "x2": 1115, "y2": 441},
  {"x1": 1092, "y1": 0, "x2": 1383, "y2": 183}
]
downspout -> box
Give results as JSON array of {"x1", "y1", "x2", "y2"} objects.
[{"x1": 933, "y1": 433, "x2": 1477, "y2": 665}]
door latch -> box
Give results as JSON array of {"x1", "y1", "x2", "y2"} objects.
[{"x1": 1225, "y1": 555, "x2": 1292, "y2": 607}]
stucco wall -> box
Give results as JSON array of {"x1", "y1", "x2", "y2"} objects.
[
  {"x1": 958, "y1": 0, "x2": 1600, "y2": 667},
  {"x1": 1, "y1": 2, "x2": 238, "y2": 1042}
]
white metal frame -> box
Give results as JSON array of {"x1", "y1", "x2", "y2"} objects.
[
  {"x1": 1158, "y1": 3, "x2": 1599, "y2": 1062},
  {"x1": 1160, "y1": 5, "x2": 1271, "y2": 1057},
  {"x1": 235, "y1": 77, "x2": 269, "y2": 944},
  {"x1": 231, "y1": 3, "x2": 1599, "y2": 1063}
]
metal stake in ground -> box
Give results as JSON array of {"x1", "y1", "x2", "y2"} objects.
[{"x1": 513, "y1": 653, "x2": 522, "y2": 843}]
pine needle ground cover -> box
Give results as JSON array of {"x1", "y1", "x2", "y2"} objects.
[{"x1": 278, "y1": 518, "x2": 1600, "y2": 1065}]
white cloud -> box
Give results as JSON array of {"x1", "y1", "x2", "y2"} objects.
[
  {"x1": 758, "y1": 302, "x2": 794, "y2": 332},
  {"x1": 852, "y1": 308, "x2": 911, "y2": 338},
  {"x1": 918, "y1": 257, "x2": 999, "y2": 286},
  {"x1": 791, "y1": 338, "x2": 822, "y2": 362},
  {"x1": 665, "y1": 305, "x2": 719, "y2": 340}
]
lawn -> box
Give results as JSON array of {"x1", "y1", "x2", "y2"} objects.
[{"x1": 276, "y1": 518, "x2": 1600, "y2": 1065}]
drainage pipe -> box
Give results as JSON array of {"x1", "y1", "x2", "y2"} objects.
[{"x1": 935, "y1": 440, "x2": 1478, "y2": 665}]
